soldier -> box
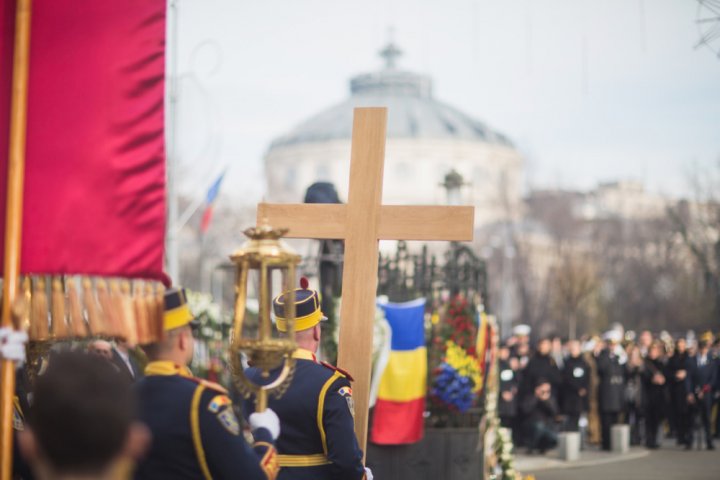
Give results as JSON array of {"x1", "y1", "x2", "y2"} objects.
[
  {"x1": 244, "y1": 281, "x2": 371, "y2": 480},
  {"x1": 135, "y1": 288, "x2": 280, "y2": 479},
  {"x1": 686, "y1": 333, "x2": 717, "y2": 450}
]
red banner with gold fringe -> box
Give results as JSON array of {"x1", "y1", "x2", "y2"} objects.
[{"x1": 0, "y1": 0, "x2": 167, "y2": 282}]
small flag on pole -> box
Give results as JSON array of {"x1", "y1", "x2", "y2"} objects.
[{"x1": 200, "y1": 171, "x2": 226, "y2": 234}]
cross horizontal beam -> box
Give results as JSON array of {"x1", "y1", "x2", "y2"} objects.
[{"x1": 257, "y1": 203, "x2": 474, "y2": 242}]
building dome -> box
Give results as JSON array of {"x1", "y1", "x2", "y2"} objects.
[
  {"x1": 264, "y1": 44, "x2": 523, "y2": 228},
  {"x1": 270, "y1": 43, "x2": 514, "y2": 149}
]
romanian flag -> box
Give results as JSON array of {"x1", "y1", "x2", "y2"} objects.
[
  {"x1": 200, "y1": 171, "x2": 225, "y2": 234},
  {"x1": 370, "y1": 298, "x2": 426, "y2": 445}
]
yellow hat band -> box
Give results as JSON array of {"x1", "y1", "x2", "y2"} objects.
[
  {"x1": 164, "y1": 304, "x2": 194, "y2": 331},
  {"x1": 276, "y1": 309, "x2": 323, "y2": 332}
]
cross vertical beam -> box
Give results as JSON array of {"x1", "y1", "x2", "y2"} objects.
[{"x1": 334, "y1": 108, "x2": 386, "y2": 450}]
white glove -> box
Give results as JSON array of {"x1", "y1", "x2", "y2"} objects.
[
  {"x1": 249, "y1": 408, "x2": 280, "y2": 440},
  {"x1": 0, "y1": 327, "x2": 27, "y2": 363},
  {"x1": 364, "y1": 467, "x2": 373, "y2": 480}
]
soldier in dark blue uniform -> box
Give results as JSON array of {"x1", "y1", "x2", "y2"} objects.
[
  {"x1": 244, "y1": 282, "x2": 370, "y2": 480},
  {"x1": 686, "y1": 333, "x2": 717, "y2": 450},
  {"x1": 135, "y1": 287, "x2": 280, "y2": 480}
]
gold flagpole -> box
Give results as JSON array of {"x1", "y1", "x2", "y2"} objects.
[{"x1": 0, "y1": 0, "x2": 32, "y2": 477}]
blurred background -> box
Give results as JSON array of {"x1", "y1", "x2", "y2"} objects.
[{"x1": 168, "y1": 0, "x2": 720, "y2": 338}]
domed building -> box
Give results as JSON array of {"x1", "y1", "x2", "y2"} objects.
[{"x1": 264, "y1": 44, "x2": 523, "y2": 228}]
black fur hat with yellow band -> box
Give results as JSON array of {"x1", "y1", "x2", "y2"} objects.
[
  {"x1": 272, "y1": 278, "x2": 327, "y2": 332},
  {"x1": 163, "y1": 287, "x2": 197, "y2": 331}
]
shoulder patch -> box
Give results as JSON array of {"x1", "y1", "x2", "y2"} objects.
[
  {"x1": 208, "y1": 394, "x2": 232, "y2": 413},
  {"x1": 320, "y1": 361, "x2": 354, "y2": 382},
  {"x1": 337, "y1": 385, "x2": 355, "y2": 418},
  {"x1": 216, "y1": 408, "x2": 240, "y2": 435}
]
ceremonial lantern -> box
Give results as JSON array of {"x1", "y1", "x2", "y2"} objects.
[{"x1": 230, "y1": 222, "x2": 300, "y2": 412}]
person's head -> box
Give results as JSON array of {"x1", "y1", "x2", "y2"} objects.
[
  {"x1": 88, "y1": 340, "x2": 113, "y2": 361},
  {"x1": 639, "y1": 330, "x2": 652, "y2": 348},
  {"x1": 648, "y1": 341, "x2": 663, "y2": 359},
  {"x1": 534, "y1": 378, "x2": 551, "y2": 397},
  {"x1": 536, "y1": 337, "x2": 552, "y2": 356},
  {"x1": 676, "y1": 337, "x2": 687, "y2": 354},
  {"x1": 699, "y1": 339, "x2": 710, "y2": 353},
  {"x1": 18, "y1": 352, "x2": 149, "y2": 479},
  {"x1": 499, "y1": 344, "x2": 510, "y2": 361},
  {"x1": 567, "y1": 339, "x2": 581, "y2": 358},
  {"x1": 273, "y1": 280, "x2": 326, "y2": 353},
  {"x1": 141, "y1": 288, "x2": 196, "y2": 365}
]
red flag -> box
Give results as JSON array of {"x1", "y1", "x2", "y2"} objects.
[{"x1": 0, "y1": 0, "x2": 167, "y2": 282}]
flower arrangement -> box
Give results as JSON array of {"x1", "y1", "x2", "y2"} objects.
[{"x1": 429, "y1": 296, "x2": 482, "y2": 413}]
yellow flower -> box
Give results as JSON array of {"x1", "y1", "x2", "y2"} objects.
[{"x1": 444, "y1": 340, "x2": 483, "y2": 392}]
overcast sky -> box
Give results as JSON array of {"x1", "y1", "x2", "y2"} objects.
[{"x1": 174, "y1": 0, "x2": 720, "y2": 205}]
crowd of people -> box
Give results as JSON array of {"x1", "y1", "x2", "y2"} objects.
[{"x1": 497, "y1": 325, "x2": 720, "y2": 454}]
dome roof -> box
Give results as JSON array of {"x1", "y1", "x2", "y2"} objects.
[{"x1": 269, "y1": 44, "x2": 514, "y2": 149}]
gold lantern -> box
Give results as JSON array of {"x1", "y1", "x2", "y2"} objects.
[{"x1": 230, "y1": 222, "x2": 300, "y2": 412}]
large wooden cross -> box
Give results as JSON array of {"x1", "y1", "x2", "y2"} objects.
[{"x1": 257, "y1": 107, "x2": 474, "y2": 451}]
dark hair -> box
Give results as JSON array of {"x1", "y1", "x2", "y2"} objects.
[
  {"x1": 29, "y1": 351, "x2": 135, "y2": 475},
  {"x1": 535, "y1": 377, "x2": 550, "y2": 388}
]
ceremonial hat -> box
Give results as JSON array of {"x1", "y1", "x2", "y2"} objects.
[
  {"x1": 163, "y1": 287, "x2": 196, "y2": 331},
  {"x1": 273, "y1": 278, "x2": 326, "y2": 332}
]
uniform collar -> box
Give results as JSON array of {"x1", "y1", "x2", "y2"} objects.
[
  {"x1": 145, "y1": 360, "x2": 193, "y2": 378},
  {"x1": 292, "y1": 348, "x2": 317, "y2": 362}
]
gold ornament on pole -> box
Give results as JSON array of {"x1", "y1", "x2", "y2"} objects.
[{"x1": 230, "y1": 221, "x2": 300, "y2": 412}]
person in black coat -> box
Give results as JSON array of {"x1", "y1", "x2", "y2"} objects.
[
  {"x1": 498, "y1": 344, "x2": 519, "y2": 429},
  {"x1": 561, "y1": 340, "x2": 590, "y2": 431},
  {"x1": 624, "y1": 346, "x2": 645, "y2": 446},
  {"x1": 686, "y1": 339, "x2": 718, "y2": 450},
  {"x1": 111, "y1": 339, "x2": 144, "y2": 382},
  {"x1": 642, "y1": 342, "x2": 666, "y2": 449},
  {"x1": 521, "y1": 378, "x2": 558, "y2": 453},
  {"x1": 666, "y1": 338, "x2": 691, "y2": 447},
  {"x1": 519, "y1": 337, "x2": 562, "y2": 405},
  {"x1": 596, "y1": 332, "x2": 626, "y2": 451}
]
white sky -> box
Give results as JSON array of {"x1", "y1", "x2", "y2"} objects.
[{"x1": 173, "y1": 0, "x2": 720, "y2": 204}]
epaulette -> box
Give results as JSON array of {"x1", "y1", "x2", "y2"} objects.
[
  {"x1": 320, "y1": 361, "x2": 354, "y2": 382},
  {"x1": 187, "y1": 376, "x2": 229, "y2": 395}
]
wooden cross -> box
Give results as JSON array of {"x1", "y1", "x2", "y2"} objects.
[{"x1": 257, "y1": 107, "x2": 474, "y2": 451}]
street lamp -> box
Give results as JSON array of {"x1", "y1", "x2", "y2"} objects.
[{"x1": 440, "y1": 169, "x2": 466, "y2": 206}]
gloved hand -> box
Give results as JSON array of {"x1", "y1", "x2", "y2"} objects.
[
  {"x1": 249, "y1": 408, "x2": 280, "y2": 440},
  {"x1": 0, "y1": 327, "x2": 27, "y2": 363},
  {"x1": 364, "y1": 467, "x2": 373, "y2": 480}
]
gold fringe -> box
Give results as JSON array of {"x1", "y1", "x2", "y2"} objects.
[
  {"x1": 83, "y1": 277, "x2": 105, "y2": 336},
  {"x1": 96, "y1": 279, "x2": 118, "y2": 337},
  {"x1": 134, "y1": 283, "x2": 149, "y2": 345},
  {"x1": 18, "y1": 274, "x2": 167, "y2": 342},
  {"x1": 51, "y1": 277, "x2": 69, "y2": 339},
  {"x1": 120, "y1": 281, "x2": 138, "y2": 345},
  {"x1": 67, "y1": 280, "x2": 87, "y2": 337},
  {"x1": 154, "y1": 284, "x2": 165, "y2": 342},
  {"x1": 31, "y1": 277, "x2": 49, "y2": 341}
]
